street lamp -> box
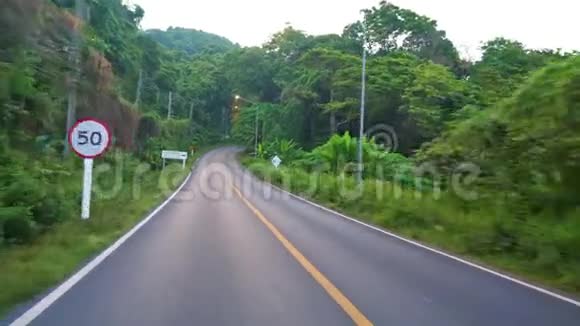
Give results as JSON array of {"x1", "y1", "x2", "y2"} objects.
[
  {"x1": 357, "y1": 20, "x2": 368, "y2": 185},
  {"x1": 234, "y1": 95, "x2": 260, "y2": 157}
]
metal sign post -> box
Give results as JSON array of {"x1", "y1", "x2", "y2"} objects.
[{"x1": 68, "y1": 118, "x2": 111, "y2": 220}]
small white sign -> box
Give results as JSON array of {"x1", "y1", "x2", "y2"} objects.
[
  {"x1": 162, "y1": 150, "x2": 188, "y2": 160},
  {"x1": 272, "y1": 155, "x2": 282, "y2": 168},
  {"x1": 162, "y1": 150, "x2": 188, "y2": 169}
]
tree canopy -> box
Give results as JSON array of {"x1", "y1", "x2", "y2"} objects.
[
  {"x1": 147, "y1": 27, "x2": 237, "y2": 57},
  {"x1": 2, "y1": 0, "x2": 580, "y2": 302}
]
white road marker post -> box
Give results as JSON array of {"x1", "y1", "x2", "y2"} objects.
[
  {"x1": 81, "y1": 158, "x2": 94, "y2": 219},
  {"x1": 68, "y1": 118, "x2": 111, "y2": 220}
]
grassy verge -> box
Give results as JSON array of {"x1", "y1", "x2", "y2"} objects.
[
  {"x1": 243, "y1": 157, "x2": 580, "y2": 296},
  {"x1": 0, "y1": 150, "x2": 206, "y2": 318}
]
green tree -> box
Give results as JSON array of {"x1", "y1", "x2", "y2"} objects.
[
  {"x1": 264, "y1": 25, "x2": 311, "y2": 62},
  {"x1": 344, "y1": 1, "x2": 459, "y2": 68},
  {"x1": 404, "y1": 63, "x2": 469, "y2": 138},
  {"x1": 298, "y1": 48, "x2": 360, "y2": 135},
  {"x1": 224, "y1": 47, "x2": 279, "y2": 101},
  {"x1": 470, "y1": 38, "x2": 570, "y2": 107}
]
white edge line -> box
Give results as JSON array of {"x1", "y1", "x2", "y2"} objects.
[
  {"x1": 10, "y1": 170, "x2": 194, "y2": 326},
  {"x1": 270, "y1": 184, "x2": 580, "y2": 308}
]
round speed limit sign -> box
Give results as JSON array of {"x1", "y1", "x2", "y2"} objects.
[{"x1": 68, "y1": 118, "x2": 111, "y2": 159}]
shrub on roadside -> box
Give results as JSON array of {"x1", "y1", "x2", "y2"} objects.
[
  {"x1": 32, "y1": 192, "x2": 73, "y2": 227},
  {"x1": 1, "y1": 207, "x2": 33, "y2": 243},
  {"x1": 243, "y1": 156, "x2": 580, "y2": 292}
]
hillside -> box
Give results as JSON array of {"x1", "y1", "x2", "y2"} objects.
[
  {"x1": 146, "y1": 27, "x2": 237, "y2": 56},
  {"x1": 0, "y1": 0, "x2": 220, "y2": 315}
]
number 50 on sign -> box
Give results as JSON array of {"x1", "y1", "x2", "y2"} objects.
[
  {"x1": 69, "y1": 118, "x2": 111, "y2": 159},
  {"x1": 68, "y1": 118, "x2": 112, "y2": 219}
]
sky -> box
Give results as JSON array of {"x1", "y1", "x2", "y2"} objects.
[{"x1": 130, "y1": 0, "x2": 580, "y2": 58}]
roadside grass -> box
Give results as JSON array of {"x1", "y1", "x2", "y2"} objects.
[
  {"x1": 0, "y1": 152, "x2": 202, "y2": 318},
  {"x1": 243, "y1": 157, "x2": 580, "y2": 296}
]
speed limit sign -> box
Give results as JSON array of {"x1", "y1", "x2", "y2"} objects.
[
  {"x1": 68, "y1": 118, "x2": 111, "y2": 219},
  {"x1": 68, "y1": 118, "x2": 111, "y2": 159}
]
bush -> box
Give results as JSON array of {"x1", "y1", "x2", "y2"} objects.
[
  {"x1": 3, "y1": 217, "x2": 33, "y2": 243},
  {"x1": 263, "y1": 139, "x2": 305, "y2": 162},
  {"x1": 419, "y1": 56, "x2": 580, "y2": 216},
  {"x1": 32, "y1": 193, "x2": 73, "y2": 226},
  {"x1": 0, "y1": 206, "x2": 31, "y2": 223},
  {"x1": 1, "y1": 206, "x2": 34, "y2": 244},
  {"x1": 1, "y1": 173, "x2": 44, "y2": 207}
]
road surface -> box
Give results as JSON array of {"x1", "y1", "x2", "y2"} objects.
[{"x1": 11, "y1": 148, "x2": 580, "y2": 325}]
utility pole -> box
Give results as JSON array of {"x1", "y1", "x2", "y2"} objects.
[
  {"x1": 357, "y1": 22, "x2": 368, "y2": 185},
  {"x1": 235, "y1": 95, "x2": 260, "y2": 155},
  {"x1": 167, "y1": 91, "x2": 173, "y2": 119},
  {"x1": 254, "y1": 108, "x2": 259, "y2": 157},
  {"x1": 222, "y1": 106, "x2": 227, "y2": 139},
  {"x1": 134, "y1": 69, "x2": 143, "y2": 107},
  {"x1": 189, "y1": 101, "x2": 194, "y2": 120},
  {"x1": 63, "y1": 0, "x2": 85, "y2": 156}
]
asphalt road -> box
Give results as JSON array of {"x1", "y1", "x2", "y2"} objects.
[{"x1": 12, "y1": 147, "x2": 580, "y2": 325}]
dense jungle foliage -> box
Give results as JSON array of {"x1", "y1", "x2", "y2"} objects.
[
  {"x1": 1, "y1": 0, "x2": 579, "y2": 312},
  {"x1": 0, "y1": 0, "x2": 229, "y2": 246},
  {"x1": 230, "y1": 2, "x2": 580, "y2": 291}
]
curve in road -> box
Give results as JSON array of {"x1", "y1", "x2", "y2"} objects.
[{"x1": 9, "y1": 147, "x2": 580, "y2": 326}]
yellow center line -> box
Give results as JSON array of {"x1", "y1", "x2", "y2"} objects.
[{"x1": 233, "y1": 185, "x2": 373, "y2": 326}]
